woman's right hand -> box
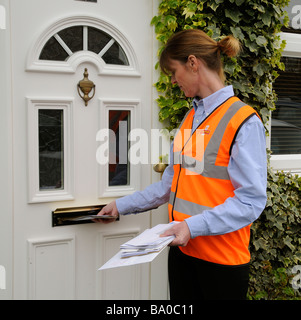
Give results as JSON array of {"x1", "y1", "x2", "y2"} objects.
[{"x1": 94, "y1": 201, "x2": 119, "y2": 224}]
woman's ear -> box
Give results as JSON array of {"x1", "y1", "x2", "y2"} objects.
[{"x1": 187, "y1": 55, "x2": 200, "y2": 73}]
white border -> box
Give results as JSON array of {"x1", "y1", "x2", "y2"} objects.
[
  {"x1": 98, "y1": 99, "x2": 141, "y2": 198},
  {"x1": 280, "y1": 32, "x2": 301, "y2": 58},
  {"x1": 27, "y1": 97, "x2": 74, "y2": 203},
  {"x1": 26, "y1": 15, "x2": 140, "y2": 77}
]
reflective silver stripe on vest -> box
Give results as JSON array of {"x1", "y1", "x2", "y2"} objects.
[
  {"x1": 174, "y1": 100, "x2": 247, "y2": 180},
  {"x1": 169, "y1": 191, "x2": 213, "y2": 216},
  {"x1": 173, "y1": 151, "x2": 182, "y2": 165}
]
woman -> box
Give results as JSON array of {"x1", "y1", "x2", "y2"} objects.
[{"x1": 97, "y1": 29, "x2": 267, "y2": 300}]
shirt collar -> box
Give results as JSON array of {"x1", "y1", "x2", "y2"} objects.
[{"x1": 192, "y1": 85, "x2": 234, "y2": 114}]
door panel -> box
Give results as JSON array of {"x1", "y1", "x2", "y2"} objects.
[
  {"x1": 28, "y1": 236, "x2": 75, "y2": 300},
  {"x1": 8, "y1": 0, "x2": 168, "y2": 300},
  {"x1": 97, "y1": 231, "x2": 141, "y2": 300}
]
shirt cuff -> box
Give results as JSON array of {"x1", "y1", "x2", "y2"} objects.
[
  {"x1": 115, "y1": 197, "x2": 132, "y2": 215},
  {"x1": 185, "y1": 214, "x2": 209, "y2": 238}
]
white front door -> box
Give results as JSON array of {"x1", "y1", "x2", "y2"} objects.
[{"x1": 3, "y1": 0, "x2": 168, "y2": 300}]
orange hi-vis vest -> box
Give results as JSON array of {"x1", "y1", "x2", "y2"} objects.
[{"x1": 168, "y1": 96, "x2": 260, "y2": 265}]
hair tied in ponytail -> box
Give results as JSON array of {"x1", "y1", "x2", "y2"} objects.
[
  {"x1": 217, "y1": 35, "x2": 241, "y2": 57},
  {"x1": 159, "y1": 29, "x2": 240, "y2": 83},
  {"x1": 217, "y1": 40, "x2": 222, "y2": 51}
]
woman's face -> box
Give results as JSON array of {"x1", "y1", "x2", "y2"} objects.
[
  {"x1": 167, "y1": 56, "x2": 224, "y2": 99},
  {"x1": 168, "y1": 58, "x2": 200, "y2": 98}
]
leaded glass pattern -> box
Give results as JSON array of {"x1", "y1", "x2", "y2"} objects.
[
  {"x1": 39, "y1": 25, "x2": 129, "y2": 65},
  {"x1": 108, "y1": 110, "x2": 130, "y2": 186},
  {"x1": 39, "y1": 109, "x2": 64, "y2": 190}
]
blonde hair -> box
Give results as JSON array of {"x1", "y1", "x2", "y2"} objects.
[{"x1": 160, "y1": 29, "x2": 241, "y2": 83}]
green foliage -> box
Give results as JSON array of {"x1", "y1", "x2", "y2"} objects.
[
  {"x1": 151, "y1": 0, "x2": 289, "y2": 130},
  {"x1": 249, "y1": 163, "x2": 301, "y2": 300},
  {"x1": 152, "y1": 0, "x2": 301, "y2": 300}
]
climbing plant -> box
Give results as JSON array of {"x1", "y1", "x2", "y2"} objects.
[
  {"x1": 249, "y1": 161, "x2": 301, "y2": 300},
  {"x1": 152, "y1": 0, "x2": 301, "y2": 300},
  {"x1": 151, "y1": 0, "x2": 289, "y2": 131}
]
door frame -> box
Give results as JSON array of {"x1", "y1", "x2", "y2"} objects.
[{"x1": 0, "y1": 0, "x2": 13, "y2": 300}]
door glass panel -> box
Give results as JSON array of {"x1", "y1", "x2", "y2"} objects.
[
  {"x1": 109, "y1": 110, "x2": 130, "y2": 186},
  {"x1": 39, "y1": 25, "x2": 129, "y2": 65},
  {"x1": 103, "y1": 42, "x2": 129, "y2": 65},
  {"x1": 58, "y1": 26, "x2": 83, "y2": 54},
  {"x1": 39, "y1": 109, "x2": 64, "y2": 190},
  {"x1": 39, "y1": 36, "x2": 69, "y2": 61},
  {"x1": 88, "y1": 27, "x2": 111, "y2": 54}
]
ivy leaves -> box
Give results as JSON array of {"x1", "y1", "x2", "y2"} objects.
[
  {"x1": 183, "y1": 2, "x2": 198, "y2": 19},
  {"x1": 225, "y1": 8, "x2": 242, "y2": 23},
  {"x1": 249, "y1": 167, "x2": 301, "y2": 299},
  {"x1": 151, "y1": 0, "x2": 289, "y2": 131}
]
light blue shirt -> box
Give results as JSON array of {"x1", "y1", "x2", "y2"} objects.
[{"x1": 116, "y1": 86, "x2": 267, "y2": 238}]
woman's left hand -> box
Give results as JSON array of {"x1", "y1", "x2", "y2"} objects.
[{"x1": 160, "y1": 221, "x2": 191, "y2": 247}]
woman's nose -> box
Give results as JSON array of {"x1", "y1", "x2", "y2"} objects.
[{"x1": 171, "y1": 75, "x2": 177, "y2": 84}]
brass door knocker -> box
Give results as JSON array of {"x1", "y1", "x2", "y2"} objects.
[
  {"x1": 77, "y1": 68, "x2": 96, "y2": 106},
  {"x1": 153, "y1": 163, "x2": 168, "y2": 178}
]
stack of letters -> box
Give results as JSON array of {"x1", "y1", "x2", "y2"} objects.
[{"x1": 120, "y1": 223, "x2": 177, "y2": 258}]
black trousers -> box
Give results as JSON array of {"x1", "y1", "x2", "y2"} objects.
[{"x1": 168, "y1": 246, "x2": 250, "y2": 300}]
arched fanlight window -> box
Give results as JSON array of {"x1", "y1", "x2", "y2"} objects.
[
  {"x1": 27, "y1": 16, "x2": 139, "y2": 75},
  {"x1": 39, "y1": 25, "x2": 129, "y2": 66}
]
